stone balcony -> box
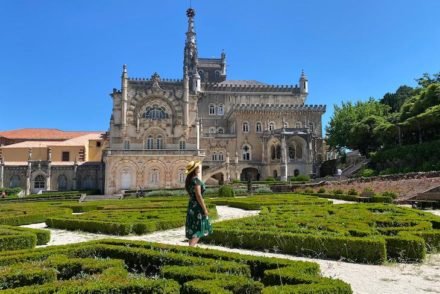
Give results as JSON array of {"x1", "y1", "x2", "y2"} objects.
[{"x1": 104, "y1": 149, "x2": 206, "y2": 157}]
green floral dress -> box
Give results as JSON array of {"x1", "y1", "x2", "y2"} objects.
[{"x1": 185, "y1": 177, "x2": 213, "y2": 239}]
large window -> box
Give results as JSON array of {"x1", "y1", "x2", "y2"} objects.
[
  {"x1": 34, "y1": 175, "x2": 45, "y2": 189},
  {"x1": 271, "y1": 145, "x2": 281, "y2": 160},
  {"x1": 211, "y1": 152, "x2": 218, "y2": 161},
  {"x1": 256, "y1": 122, "x2": 262, "y2": 133},
  {"x1": 156, "y1": 136, "x2": 163, "y2": 149},
  {"x1": 209, "y1": 104, "x2": 216, "y2": 115},
  {"x1": 218, "y1": 152, "x2": 224, "y2": 161},
  {"x1": 62, "y1": 151, "x2": 70, "y2": 161},
  {"x1": 58, "y1": 175, "x2": 68, "y2": 191},
  {"x1": 144, "y1": 105, "x2": 168, "y2": 120},
  {"x1": 178, "y1": 168, "x2": 185, "y2": 183},
  {"x1": 217, "y1": 127, "x2": 224, "y2": 134},
  {"x1": 150, "y1": 168, "x2": 159, "y2": 184},
  {"x1": 242, "y1": 145, "x2": 251, "y2": 161},
  {"x1": 217, "y1": 104, "x2": 224, "y2": 115},
  {"x1": 123, "y1": 140, "x2": 130, "y2": 150},
  {"x1": 145, "y1": 136, "x2": 154, "y2": 149},
  {"x1": 242, "y1": 122, "x2": 249, "y2": 133},
  {"x1": 179, "y1": 140, "x2": 186, "y2": 150},
  {"x1": 9, "y1": 175, "x2": 21, "y2": 188},
  {"x1": 269, "y1": 122, "x2": 275, "y2": 131}
]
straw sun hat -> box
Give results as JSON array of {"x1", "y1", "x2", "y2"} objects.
[{"x1": 185, "y1": 160, "x2": 201, "y2": 174}]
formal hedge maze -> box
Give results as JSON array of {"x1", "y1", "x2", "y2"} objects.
[
  {"x1": 210, "y1": 194, "x2": 330, "y2": 210},
  {"x1": 0, "y1": 239, "x2": 352, "y2": 293},
  {"x1": 0, "y1": 225, "x2": 50, "y2": 251},
  {"x1": 206, "y1": 203, "x2": 440, "y2": 264},
  {"x1": 46, "y1": 198, "x2": 217, "y2": 235}
]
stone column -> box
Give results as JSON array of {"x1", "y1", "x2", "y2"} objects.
[
  {"x1": 280, "y1": 135, "x2": 288, "y2": 181},
  {"x1": 73, "y1": 159, "x2": 78, "y2": 190},
  {"x1": 26, "y1": 148, "x2": 32, "y2": 195},
  {"x1": 225, "y1": 152, "x2": 230, "y2": 183},
  {"x1": 46, "y1": 148, "x2": 52, "y2": 191},
  {"x1": 0, "y1": 158, "x2": 4, "y2": 188},
  {"x1": 196, "y1": 119, "x2": 200, "y2": 150}
]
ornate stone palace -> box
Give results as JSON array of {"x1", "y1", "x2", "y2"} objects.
[
  {"x1": 103, "y1": 8, "x2": 326, "y2": 194},
  {"x1": 0, "y1": 8, "x2": 326, "y2": 195}
]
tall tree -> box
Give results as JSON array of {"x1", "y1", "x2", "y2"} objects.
[{"x1": 326, "y1": 99, "x2": 390, "y2": 154}]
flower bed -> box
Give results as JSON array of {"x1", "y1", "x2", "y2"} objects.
[
  {"x1": 205, "y1": 203, "x2": 440, "y2": 264},
  {"x1": 0, "y1": 239, "x2": 352, "y2": 293}
]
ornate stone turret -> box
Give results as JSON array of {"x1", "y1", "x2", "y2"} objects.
[
  {"x1": 299, "y1": 69, "x2": 308, "y2": 94},
  {"x1": 221, "y1": 50, "x2": 227, "y2": 76},
  {"x1": 121, "y1": 64, "x2": 128, "y2": 129},
  {"x1": 183, "y1": 8, "x2": 200, "y2": 94}
]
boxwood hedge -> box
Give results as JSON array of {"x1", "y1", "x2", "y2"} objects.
[
  {"x1": 206, "y1": 203, "x2": 440, "y2": 264},
  {"x1": 0, "y1": 239, "x2": 352, "y2": 293}
]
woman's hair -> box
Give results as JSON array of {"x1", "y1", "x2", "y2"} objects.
[{"x1": 185, "y1": 169, "x2": 197, "y2": 194}]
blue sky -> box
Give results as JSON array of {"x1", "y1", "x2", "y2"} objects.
[{"x1": 1, "y1": 0, "x2": 439, "y2": 133}]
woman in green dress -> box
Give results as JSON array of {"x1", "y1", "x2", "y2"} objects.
[{"x1": 185, "y1": 160, "x2": 212, "y2": 246}]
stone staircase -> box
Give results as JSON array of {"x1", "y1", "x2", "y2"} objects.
[{"x1": 342, "y1": 159, "x2": 370, "y2": 177}]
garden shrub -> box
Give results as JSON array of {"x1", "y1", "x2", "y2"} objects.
[
  {"x1": 332, "y1": 189, "x2": 344, "y2": 195},
  {"x1": 205, "y1": 203, "x2": 440, "y2": 264},
  {"x1": 317, "y1": 187, "x2": 326, "y2": 194},
  {"x1": 218, "y1": 185, "x2": 235, "y2": 197},
  {"x1": 0, "y1": 239, "x2": 351, "y2": 293},
  {"x1": 361, "y1": 168, "x2": 376, "y2": 177},
  {"x1": 382, "y1": 191, "x2": 397, "y2": 199},
  {"x1": 347, "y1": 188, "x2": 358, "y2": 196}
]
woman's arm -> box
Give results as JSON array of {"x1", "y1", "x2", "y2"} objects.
[{"x1": 194, "y1": 184, "x2": 209, "y2": 216}]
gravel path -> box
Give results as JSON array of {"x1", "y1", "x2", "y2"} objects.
[{"x1": 21, "y1": 206, "x2": 440, "y2": 294}]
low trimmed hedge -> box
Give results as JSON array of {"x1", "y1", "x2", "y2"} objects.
[
  {"x1": 0, "y1": 239, "x2": 352, "y2": 293},
  {"x1": 0, "y1": 226, "x2": 50, "y2": 246},
  {"x1": 205, "y1": 203, "x2": 440, "y2": 264}
]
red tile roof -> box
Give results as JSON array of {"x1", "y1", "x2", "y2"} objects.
[{"x1": 0, "y1": 128, "x2": 103, "y2": 140}]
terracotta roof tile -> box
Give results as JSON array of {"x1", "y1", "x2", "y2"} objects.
[{"x1": 0, "y1": 128, "x2": 103, "y2": 140}]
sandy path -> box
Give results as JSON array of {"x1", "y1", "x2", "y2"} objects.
[{"x1": 22, "y1": 206, "x2": 440, "y2": 294}]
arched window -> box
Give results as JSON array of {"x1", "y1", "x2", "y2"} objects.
[
  {"x1": 242, "y1": 145, "x2": 251, "y2": 161},
  {"x1": 34, "y1": 175, "x2": 45, "y2": 189},
  {"x1": 179, "y1": 140, "x2": 186, "y2": 150},
  {"x1": 58, "y1": 175, "x2": 68, "y2": 191},
  {"x1": 217, "y1": 104, "x2": 224, "y2": 115},
  {"x1": 242, "y1": 122, "x2": 249, "y2": 133},
  {"x1": 209, "y1": 104, "x2": 216, "y2": 115},
  {"x1": 217, "y1": 127, "x2": 224, "y2": 134},
  {"x1": 156, "y1": 136, "x2": 163, "y2": 149},
  {"x1": 178, "y1": 168, "x2": 185, "y2": 183},
  {"x1": 144, "y1": 105, "x2": 168, "y2": 120},
  {"x1": 256, "y1": 122, "x2": 262, "y2": 133},
  {"x1": 218, "y1": 152, "x2": 224, "y2": 161},
  {"x1": 146, "y1": 136, "x2": 154, "y2": 149},
  {"x1": 288, "y1": 146, "x2": 296, "y2": 159},
  {"x1": 276, "y1": 145, "x2": 281, "y2": 159},
  {"x1": 150, "y1": 168, "x2": 159, "y2": 184},
  {"x1": 296, "y1": 122, "x2": 302, "y2": 128},
  {"x1": 271, "y1": 145, "x2": 276, "y2": 160},
  {"x1": 215, "y1": 70, "x2": 221, "y2": 80},
  {"x1": 209, "y1": 127, "x2": 216, "y2": 134},
  {"x1": 284, "y1": 122, "x2": 289, "y2": 128},
  {"x1": 269, "y1": 122, "x2": 275, "y2": 131},
  {"x1": 9, "y1": 175, "x2": 21, "y2": 188},
  {"x1": 212, "y1": 152, "x2": 217, "y2": 161}
]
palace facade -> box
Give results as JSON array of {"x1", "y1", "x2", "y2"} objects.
[
  {"x1": 103, "y1": 8, "x2": 325, "y2": 194},
  {"x1": 0, "y1": 8, "x2": 326, "y2": 195}
]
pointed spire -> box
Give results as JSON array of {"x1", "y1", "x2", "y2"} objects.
[{"x1": 183, "y1": 7, "x2": 199, "y2": 87}]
